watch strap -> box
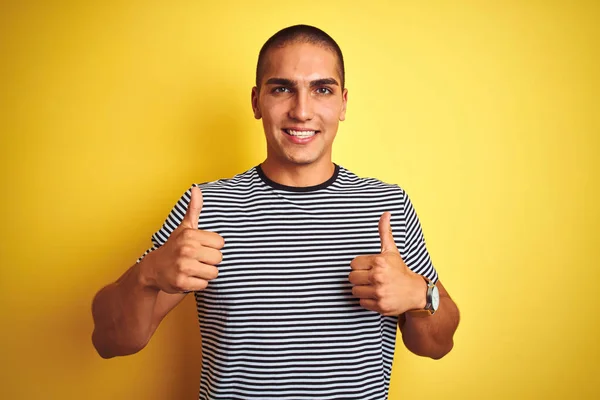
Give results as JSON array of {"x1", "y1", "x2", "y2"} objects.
[{"x1": 406, "y1": 276, "x2": 436, "y2": 317}]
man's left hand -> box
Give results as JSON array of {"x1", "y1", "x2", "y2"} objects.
[{"x1": 349, "y1": 212, "x2": 427, "y2": 316}]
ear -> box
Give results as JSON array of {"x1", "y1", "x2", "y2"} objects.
[
  {"x1": 339, "y1": 88, "x2": 348, "y2": 121},
  {"x1": 251, "y1": 86, "x2": 262, "y2": 119}
]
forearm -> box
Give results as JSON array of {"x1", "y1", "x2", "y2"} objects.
[
  {"x1": 400, "y1": 295, "x2": 460, "y2": 359},
  {"x1": 91, "y1": 257, "x2": 160, "y2": 358}
]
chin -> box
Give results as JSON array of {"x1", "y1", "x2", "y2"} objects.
[
  {"x1": 285, "y1": 153, "x2": 321, "y2": 166},
  {"x1": 283, "y1": 158, "x2": 315, "y2": 167}
]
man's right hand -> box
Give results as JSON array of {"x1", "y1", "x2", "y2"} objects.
[{"x1": 142, "y1": 186, "x2": 224, "y2": 294}]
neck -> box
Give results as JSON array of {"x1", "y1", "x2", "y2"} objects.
[{"x1": 260, "y1": 159, "x2": 335, "y2": 188}]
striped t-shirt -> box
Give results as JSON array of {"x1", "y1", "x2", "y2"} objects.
[{"x1": 137, "y1": 164, "x2": 438, "y2": 400}]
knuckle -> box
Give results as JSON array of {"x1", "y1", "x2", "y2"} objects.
[
  {"x1": 178, "y1": 245, "x2": 195, "y2": 258},
  {"x1": 371, "y1": 270, "x2": 386, "y2": 284},
  {"x1": 351, "y1": 256, "x2": 367, "y2": 269},
  {"x1": 196, "y1": 280, "x2": 209, "y2": 290},
  {"x1": 373, "y1": 256, "x2": 387, "y2": 269},
  {"x1": 348, "y1": 272, "x2": 356, "y2": 284},
  {"x1": 182, "y1": 229, "x2": 196, "y2": 240},
  {"x1": 215, "y1": 250, "x2": 224, "y2": 264},
  {"x1": 173, "y1": 275, "x2": 187, "y2": 291},
  {"x1": 202, "y1": 265, "x2": 218, "y2": 280},
  {"x1": 376, "y1": 298, "x2": 388, "y2": 311},
  {"x1": 200, "y1": 248, "x2": 222, "y2": 265},
  {"x1": 174, "y1": 258, "x2": 186, "y2": 273}
]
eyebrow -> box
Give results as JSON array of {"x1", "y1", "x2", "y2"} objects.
[{"x1": 265, "y1": 77, "x2": 340, "y2": 87}]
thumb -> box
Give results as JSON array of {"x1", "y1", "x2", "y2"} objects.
[
  {"x1": 182, "y1": 186, "x2": 203, "y2": 229},
  {"x1": 378, "y1": 212, "x2": 398, "y2": 254}
]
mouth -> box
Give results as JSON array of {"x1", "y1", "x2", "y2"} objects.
[{"x1": 282, "y1": 128, "x2": 320, "y2": 138}]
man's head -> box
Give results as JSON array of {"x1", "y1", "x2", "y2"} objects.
[
  {"x1": 256, "y1": 24, "x2": 345, "y2": 91},
  {"x1": 252, "y1": 25, "x2": 348, "y2": 172}
]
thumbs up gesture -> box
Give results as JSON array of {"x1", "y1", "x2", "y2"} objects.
[
  {"x1": 144, "y1": 187, "x2": 225, "y2": 294},
  {"x1": 348, "y1": 212, "x2": 427, "y2": 316}
]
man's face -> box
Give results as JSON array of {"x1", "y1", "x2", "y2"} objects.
[{"x1": 251, "y1": 42, "x2": 348, "y2": 169}]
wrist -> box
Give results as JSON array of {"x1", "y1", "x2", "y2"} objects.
[
  {"x1": 410, "y1": 273, "x2": 428, "y2": 311},
  {"x1": 135, "y1": 253, "x2": 160, "y2": 291}
]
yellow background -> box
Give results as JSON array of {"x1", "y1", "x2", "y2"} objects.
[{"x1": 1, "y1": 1, "x2": 598, "y2": 399}]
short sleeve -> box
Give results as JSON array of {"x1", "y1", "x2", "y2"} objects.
[
  {"x1": 397, "y1": 189, "x2": 438, "y2": 283},
  {"x1": 135, "y1": 184, "x2": 198, "y2": 264}
]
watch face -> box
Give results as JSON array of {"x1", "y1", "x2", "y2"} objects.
[{"x1": 431, "y1": 285, "x2": 440, "y2": 310}]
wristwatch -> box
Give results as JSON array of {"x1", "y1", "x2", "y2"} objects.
[{"x1": 408, "y1": 277, "x2": 440, "y2": 317}]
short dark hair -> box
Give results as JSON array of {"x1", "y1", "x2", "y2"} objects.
[{"x1": 255, "y1": 24, "x2": 345, "y2": 89}]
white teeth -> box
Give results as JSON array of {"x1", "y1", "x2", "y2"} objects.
[{"x1": 286, "y1": 129, "x2": 316, "y2": 138}]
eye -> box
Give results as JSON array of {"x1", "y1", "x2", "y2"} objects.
[
  {"x1": 272, "y1": 87, "x2": 291, "y2": 94},
  {"x1": 315, "y1": 87, "x2": 333, "y2": 95}
]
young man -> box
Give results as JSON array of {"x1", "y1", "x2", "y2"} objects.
[{"x1": 92, "y1": 25, "x2": 460, "y2": 400}]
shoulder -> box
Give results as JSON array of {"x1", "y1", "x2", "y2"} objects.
[
  {"x1": 335, "y1": 165, "x2": 408, "y2": 200},
  {"x1": 193, "y1": 167, "x2": 259, "y2": 193}
]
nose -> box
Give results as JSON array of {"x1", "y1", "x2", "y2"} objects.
[{"x1": 288, "y1": 90, "x2": 314, "y2": 121}]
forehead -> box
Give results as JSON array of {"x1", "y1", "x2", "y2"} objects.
[{"x1": 262, "y1": 42, "x2": 341, "y2": 84}]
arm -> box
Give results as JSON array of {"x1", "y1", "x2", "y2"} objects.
[
  {"x1": 398, "y1": 279, "x2": 460, "y2": 359},
  {"x1": 349, "y1": 212, "x2": 459, "y2": 359},
  {"x1": 91, "y1": 186, "x2": 223, "y2": 359},
  {"x1": 91, "y1": 254, "x2": 187, "y2": 359}
]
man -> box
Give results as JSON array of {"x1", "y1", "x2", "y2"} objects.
[{"x1": 92, "y1": 24, "x2": 460, "y2": 399}]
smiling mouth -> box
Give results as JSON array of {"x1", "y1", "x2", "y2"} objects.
[{"x1": 283, "y1": 129, "x2": 319, "y2": 138}]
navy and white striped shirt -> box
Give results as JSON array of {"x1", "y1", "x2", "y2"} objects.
[{"x1": 137, "y1": 164, "x2": 437, "y2": 400}]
